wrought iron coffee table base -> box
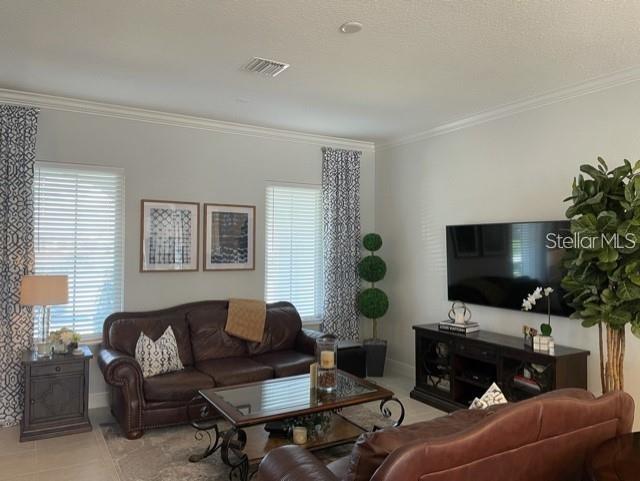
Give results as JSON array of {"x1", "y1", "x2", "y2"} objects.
[
  {"x1": 187, "y1": 395, "x2": 405, "y2": 481},
  {"x1": 379, "y1": 397, "x2": 405, "y2": 427},
  {"x1": 188, "y1": 397, "x2": 250, "y2": 481}
]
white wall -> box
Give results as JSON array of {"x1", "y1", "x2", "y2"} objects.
[
  {"x1": 35, "y1": 109, "x2": 376, "y2": 406},
  {"x1": 375, "y1": 80, "x2": 640, "y2": 428}
]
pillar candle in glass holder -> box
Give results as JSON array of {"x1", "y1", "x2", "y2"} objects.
[
  {"x1": 320, "y1": 350, "x2": 335, "y2": 369},
  {"x1": 316, "y1": 334, "x2": 338, "y2": 392},
  {"x1": 293, "y1": 426, "x2": 307, "y2": 445}
]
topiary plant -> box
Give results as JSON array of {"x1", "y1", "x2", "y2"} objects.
[
  {"x1": 358, "y1": 288, "x2": 389, "y2": 319},
  {"x1": 362, "y1": 233, "x2": 383, "y2": 251},
  {"x1": 358, "y1": 255, "x2": 387, "y2": 283},
  {"x1": 562, "y1": 157, "x2": 640, "y2": 393},
  {"x1": 357, "y1": 233, "x2": 388, "y2": 339}
]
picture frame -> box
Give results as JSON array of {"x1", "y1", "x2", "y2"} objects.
[
  {"x1": 203, "y1": 203, "x2": 255, "y2": 271},
  {"x1": 140, "y1": 199, "x2": 200, "y2": 272}
]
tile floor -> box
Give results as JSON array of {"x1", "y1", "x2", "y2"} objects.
[{"x1": 0, "y1": 374, "x2": 443, "y2": 481}]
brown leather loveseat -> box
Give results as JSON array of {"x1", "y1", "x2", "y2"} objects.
[
  {"x1": 98, "y1": 300, "x2": 320, "y2": 439},
  {"x1": 257, "y1": 389, "x2": 634, "y2": 481}
]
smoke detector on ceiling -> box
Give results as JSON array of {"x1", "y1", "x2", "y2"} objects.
[
  {"x1": 340, "y1": 21, "x2": 363, "y2": 34},
  {"x1": 243, "y1": 57, "x2": 290, "y2": 77}
]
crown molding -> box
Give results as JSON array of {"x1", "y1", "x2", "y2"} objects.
[
  {"x1": 0, "y1": 88, "x2": 375, "y2": 152},
  {"x1": 377, "y1": 66, "x2": 640, "y2": 151}
]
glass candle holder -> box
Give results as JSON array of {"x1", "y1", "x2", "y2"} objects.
[
  {"x1": 292, "y1": 426, "x2": 308, "y2": 445},
  {"x1": 316, "y1": 334, "x2": 338, "y2": 392},
  {"x1": 36, "y1": 342, "x2": 51, "y2": 358}
]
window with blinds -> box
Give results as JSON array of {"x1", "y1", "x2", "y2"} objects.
[
  {"x1": 265, "y1": 185, "x2": 323, "y2": 321},
  {"x1": 33, "y1": 162, "x2": 124, "y2": 339}
]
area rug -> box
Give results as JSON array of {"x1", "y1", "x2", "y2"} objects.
[{"x1": 101, "y1": 405, "x2": 393, "y2": 481}]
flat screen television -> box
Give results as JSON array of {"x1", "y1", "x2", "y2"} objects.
[{"x1": 446, "y1": 221, "x2": 572, "y2": 317}]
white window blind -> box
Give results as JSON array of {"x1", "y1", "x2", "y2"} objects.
[
  {"x1": 33, "y1": 162, "x2": 124, "y2": 339},
  {"x1": 265, "y1": 185, "x2": 323, "y2": 321}
]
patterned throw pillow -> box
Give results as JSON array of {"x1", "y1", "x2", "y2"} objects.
[
  {"x1": 469, "y1": 382, "x2": 508, "y2": 410},
  {"x1": 135, "y1": 326, "x2": 184, "y2": 378}
]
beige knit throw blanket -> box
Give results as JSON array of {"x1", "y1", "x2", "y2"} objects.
[{"x1": 225, "y1": 298, "x2": 267, "y2": 343}]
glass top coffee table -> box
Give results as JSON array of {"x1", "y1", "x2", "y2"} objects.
[{"x1": 187, "y1": 370, "x2": 404, "y2": 481}]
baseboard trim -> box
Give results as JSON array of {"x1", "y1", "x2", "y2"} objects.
[
  {"x1": 89, "y1": 391, "x2": 109, "y2": 409},
  {"x1": 385, "y1": 357, "x2": 414, "y2": 379}
]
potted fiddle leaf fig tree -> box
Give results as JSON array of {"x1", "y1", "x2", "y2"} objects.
[
  {"x1": 562, "y1": 157, "x2": 640, "y2": 392},
  {"x1": 357, "y1": 233, "x2": 389, "y2": 376}
]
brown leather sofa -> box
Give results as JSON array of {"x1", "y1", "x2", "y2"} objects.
[
  {"x1": 98, "y1": 300, "x2": 321, "y2": 439},
  {"x1": 257, "y1": 389, "x2": 634, "y2": 481}
]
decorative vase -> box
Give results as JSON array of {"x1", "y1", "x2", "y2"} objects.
[
  {"x1": 52, "y1": 341, "x2": 67, "y2": 354},
  {"x1": 67, "y1": 341, "x2": 78, "y2": 353}
]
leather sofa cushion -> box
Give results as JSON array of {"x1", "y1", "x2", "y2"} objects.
[
  {"x1": 143, "y1": 367, "x2": 214, "y2": 402},
  {"x1": 197, "y1": 357, "x2": 274, "y2": 386},
  {"x1": 109, "y1": 313, "x2": 194, "y2": 366},
  {"x1": 327, "y1": 455, "x2": 351, "y2": 478},
  {"x1": 259, "y1": 445, "x2": 339, "y2": 481},
  {"x1": 247, "y1": 302, "x2": 302, "y2": 355},
  {"x1": 345, "y1": 408, "x2": 496, "y2": 481},
  {"x1": 188, "y1": 303, "x2": 247, "y2": 361},
  {"x1": 251, "y1": 350, "x2": 315, "y2": 378}
]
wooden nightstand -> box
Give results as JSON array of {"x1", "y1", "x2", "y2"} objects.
[{"x1": 20, "y1": 345, "x2": 93, "y2": 442}]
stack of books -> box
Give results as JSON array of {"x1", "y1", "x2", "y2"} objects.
[
  {"x1": 438, "y1": 320, "x2": 480, "y2": 334},
  {"x1": 513, "y1": 375, "x2": 542, "y2": 393}
]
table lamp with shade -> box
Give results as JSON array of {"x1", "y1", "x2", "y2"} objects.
[{"x1": 20, "y1": 275, "x2": 69, "y2": 356}]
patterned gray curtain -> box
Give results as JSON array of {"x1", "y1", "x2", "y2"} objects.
[
  {"x1": 321, "y1": 147, "x2": 361, "y2": 340},
  {"x1": 0, "y1": 105, "x2": 38, "y2": 426}
]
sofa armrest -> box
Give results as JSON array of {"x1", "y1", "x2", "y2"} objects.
[
  {"x1": 98, "y1": 348, "x2": 143, "y2": 385},
  {"x1": 97, "y1": 348, "x2": 145, "y2": 439},
  {"x1": 257, "y1": 445, "x2": 338, "y2": 481},
  {"x1": 295, "y1": 328, "x2": 323, "y2": 356}
]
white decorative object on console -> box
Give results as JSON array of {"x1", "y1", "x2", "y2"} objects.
[
  {"x1": 469, "y1": 382, "x2": 508, "y2": 410},
  {"x1": 440, "y1": 300, "x2": 479, "y2": 334},
  {"x1": 533, "y1": 335, "x2": 555, "y2": 353}
]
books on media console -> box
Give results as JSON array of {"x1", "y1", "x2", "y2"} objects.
[
  {"x1": 513, "y1": 375, "x2": 542, "y2": 392},
  {"x1": 438, "y1": 320, "x2": 480, "y2": 334}
]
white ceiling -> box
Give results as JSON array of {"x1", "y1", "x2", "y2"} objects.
[{"x1": 2, "y1": 1, "x2": 640, "y2": 143}]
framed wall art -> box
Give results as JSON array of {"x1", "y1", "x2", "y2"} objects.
[
  {"x1": 140, "y1": 199, "x2": 200, "y2": 272},
  {"x1": 203, "y1": 203, "x2": 255, "y2": 271}
]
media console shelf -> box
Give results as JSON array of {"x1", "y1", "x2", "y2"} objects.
[{"x1": 410, "y1": 324, "x2": 589, "y2": 412}]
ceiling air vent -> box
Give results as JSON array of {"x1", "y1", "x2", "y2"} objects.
[{"x1": 243, "y1": 57, "x2": 290, "y2": 77}]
